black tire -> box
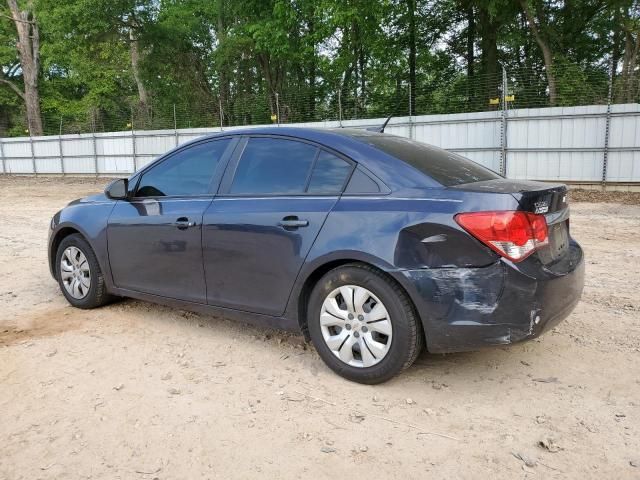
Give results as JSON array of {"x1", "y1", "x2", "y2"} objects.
[
  {"x1": 55, "y1": 233, "x2": 111, "y2": 309},
  {"x1": 307, "y1": 263, "x2": 423, "y2": 384}
]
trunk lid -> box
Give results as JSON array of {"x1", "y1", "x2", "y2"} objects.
[{"x1": 507, "y1": 181, "x2": 569, "y2": 264}]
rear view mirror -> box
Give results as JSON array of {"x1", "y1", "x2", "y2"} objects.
[{"x1": 105, "y1": 178, "x2": 129, "y2": 200}]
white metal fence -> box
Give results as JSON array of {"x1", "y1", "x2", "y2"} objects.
[{"x1": 1, "y1": 104, "x2": 639, "y2": 183}]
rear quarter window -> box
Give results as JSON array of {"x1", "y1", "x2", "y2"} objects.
[
  {"x1": 306, "y1": 151, "x2": 352, "y2": 194},
  {"x1": 361, "y1": 135, "x2": 501, "y2": 187}
]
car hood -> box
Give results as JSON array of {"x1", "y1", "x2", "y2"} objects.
[{"x1": 67, "y1": 192, "x2": 110, "y2": 206}]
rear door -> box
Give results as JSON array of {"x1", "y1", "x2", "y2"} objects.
[
  {"x1": 107, "y1": 138, "x2": 236, "y2": 303},
  {"x1": 203, "y1": 136, "x2": 354, "y2": 316}
]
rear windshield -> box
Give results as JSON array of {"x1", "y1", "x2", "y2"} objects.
[{"x1": 360, "y1": 135, "x2": 501, "y2": 186}]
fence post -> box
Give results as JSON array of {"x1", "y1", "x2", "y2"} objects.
[
  {"x1": 131, "y1": 108, "x2": 137, "y2": 171},
  {"x1": 354, "y1": 87, "x2": 358, "y2": 119},
  {"x1": 499, "y1": 64, "x2": 509, "y2": 176},
  {"x1": 275, "y1": 92, "x2": 280, "y2": 127},
  {"x1": 602, "y1": 62, "x2": 614, "y2": 188},
  {"x1": 91, "y1": 114, "x2": 99, "y2": 177},
  {"x1": 338, "y1": 88, "x2": 343, "y2": 127},
  {"x1": 29, "y1": 132, "x2": 37, "y2": 176},
  {"x1": 0, "y1": 135, "x2": 6, "y2": 175},
  {"x1": 219, "y1": 98, "x2": 224, "y2": 132},
  {"x1": 408, "y1": 83, "x2": 414, "y2": 139},
  {"x1": 173, "y1": 103, "x2": 179, "y2": 146},
  {"x1": 59, "y1": 117, "x2": 65, "y2": 176}
]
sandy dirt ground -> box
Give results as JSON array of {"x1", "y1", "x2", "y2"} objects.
[{"x1": 0, "y1": 176, "x2": 638, "y2": 479}]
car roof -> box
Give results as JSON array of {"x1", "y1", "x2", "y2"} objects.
[
  {"x1": 170, "y1": 126, "x2": 442, "y2": 191},
  {"x1": 193, "y1": 126, "x2": 384, "y2": 144}
]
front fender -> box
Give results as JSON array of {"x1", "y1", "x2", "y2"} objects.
[{"x1": 48, "y1": 201, "x2": 116, "y2": 290}]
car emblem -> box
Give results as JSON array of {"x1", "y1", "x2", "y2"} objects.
[{"x1": 534, "y1": 201, "x2": 549, "y2": 214}]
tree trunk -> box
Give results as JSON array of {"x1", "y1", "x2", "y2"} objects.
[
  {"x1": 519, "y1": 0, "x2": 558, "y2": 106},
  {"x1": 340, "y1": 62, "x2": 354, "y2": 117},
  {"x1": 478, "y1": 5, "x2": 499, "y2": 104},
  {"x1": 307, "y1": 16, "x2": 317, "y2": 119},
  {"x1": 257, "y1": 53, "x2": 284, "y2": 121},
  {"x1": 466, "y1": 4, "x2": 475, "y2": 79},
  {"x1": 408, "y1": 0, "x2": 417, "y2": 115},
  {"x1": 0, "y1": 107, "x2": 9, "y2": 136},
  {"x1": 611, "y1": 7, "x2": 622, "y2": 82},
  {"x1": 358, "y1": 44, "x2": 366, "y2": 110},
  {"x1": 351, "y1": 21, "x2": 362, "y2": 117},
  {"x1": 621, "y1": 28, "x2": 640, "y2": 103},
  {"x1": 620, "y1": 3, "x2": 640, "y2": 104},
  {"x1": 7, "y1": 0, "x2": 43, "y2": 135},
  {"x1": 466, "y1": 3, "x2": 476, "y2": 107},
  {"x1": 129, "y1": 28, "x2": 149, "y2": 109},
  {"x1": 216, "y1": 3, "x2": 230, "y2": 125}
]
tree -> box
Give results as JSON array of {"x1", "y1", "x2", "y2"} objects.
[
  {"x1": 3, "y1": 0, "x2": 43, "y2": 135},
  {"x1": 38, "y1": 0, "x2": 156, "y2": 125},
  {"x1": 407, "y1": 0, "x2": 417, "y2": 114},
  {"x1": 620, "y1": 1, "x2": 640, "y2": 102},
  {"x1": 478, "y1": 3, "x2": 500, "y2": 100},
  {"x1": 0, "y1": 0, "x2": 637, "y2": 136}
]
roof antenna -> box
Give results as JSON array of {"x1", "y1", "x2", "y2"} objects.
[
  {"x1": 366, "y1": 113, "x2": 393, "y2": 133},
  {"x1": 366, "y1": 86, "x2": 407, "y2": 133},
  {"x1": 368, "y1": 87, "x2": 408, "y2": 133},
  {"x1": 379, "y1": 114, "x2": 393, "y2": 132}
]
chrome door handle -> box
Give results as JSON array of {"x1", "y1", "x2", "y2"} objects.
[{"x1": 278, "y1": 216, "x2": 309, "y2": 229}]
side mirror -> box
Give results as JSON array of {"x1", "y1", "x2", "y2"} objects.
[{"x1": 105, "y1": 178, "x2": 129, "y2": 200}]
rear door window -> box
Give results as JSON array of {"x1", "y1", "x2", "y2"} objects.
[
  {"x1": 361, "y1": 135, "x2": 501, "y2": 186},
  {"x1": 230, "y1": 138, "x2": 317, "y2": 195}
]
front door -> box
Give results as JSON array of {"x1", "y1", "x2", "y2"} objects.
[
  {"x1": 107, "y1": 138, "x2": 235, "y2": 303},
  {"x1": 203, "y1": 136, "x2": 354, "y2": 316}
]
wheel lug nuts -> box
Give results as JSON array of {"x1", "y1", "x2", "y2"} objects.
[
  {"x1": 348, "y1": 313, "x2": 354, "y2": 320},
  {"x1": 362, "y1": 326, "x2": 368, "y2": 333},
  {"x1": 358, "y1": 315, "x2": 364, "y2": 321},
  {"x1": 345, "y1": 324, "x2": 351, "y2": 330},
  {"x1": 353, "y1": 331, "x2": 360, "y2": 338}
]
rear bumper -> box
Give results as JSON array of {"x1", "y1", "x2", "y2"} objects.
[{"x1": 396, "y1": 241, "x2": 585, "y2": 353}]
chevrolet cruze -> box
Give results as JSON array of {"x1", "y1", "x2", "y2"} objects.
[{"x1": 48, "y1": 127, "x2": 585, "y2": 383}]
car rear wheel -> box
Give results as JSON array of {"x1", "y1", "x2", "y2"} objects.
[
  {"x1": 307, "y1": 263, "x2": 423, "y2": 384},
  {"x1": 56, "y1": 234, "x2": 111, "y2": 309}
]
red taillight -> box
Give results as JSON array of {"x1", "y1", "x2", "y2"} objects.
[{"x1": 455, "y1": 211, "x2": 548, "y2": 262}]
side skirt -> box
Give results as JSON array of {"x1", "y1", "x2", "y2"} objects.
[{"x1": 111, "y1": 288, "x2": 301, "y2": 332}]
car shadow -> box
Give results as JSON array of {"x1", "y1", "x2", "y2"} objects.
[{"x1": 101, "y1": 298, "x2": 540, "y2": 388}]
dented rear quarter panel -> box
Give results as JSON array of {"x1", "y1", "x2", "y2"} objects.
[
  {"x1": 293, "y1": 186, "x2": 584, "y2": 353},
  {"x1": 291, "y1": 188, "x2": 523, "y2": 350}
]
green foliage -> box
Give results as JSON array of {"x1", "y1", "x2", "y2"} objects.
[{"x1": 0, "y1": 0, "x2": 637, "y2": 135}]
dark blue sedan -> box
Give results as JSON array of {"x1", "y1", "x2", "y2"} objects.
[{"x1": 48, "y1": 127, "x2": 585, "y2": 383}]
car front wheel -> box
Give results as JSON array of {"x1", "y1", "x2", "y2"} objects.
[
  {"x1": 307, "y1": 263, "x2": 423, "y2": 384},
  {"x1": 56, "y1": 233, "x2": 111, "y2": 309}
]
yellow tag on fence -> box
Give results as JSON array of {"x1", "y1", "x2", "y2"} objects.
[
  {"x1": 489, "y1": 98, "x2": 500, "y2": 105},
  {"x1": 270, "y1": 114, "x2": 277, "y2": 121}
]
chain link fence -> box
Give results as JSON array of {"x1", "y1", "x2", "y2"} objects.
[
  {"x1": 28, "y1": 65, "x2": 637, "y2": 137},
  {"x1": 2, "y1": 63, "x2": 639, "y2": 186}
]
